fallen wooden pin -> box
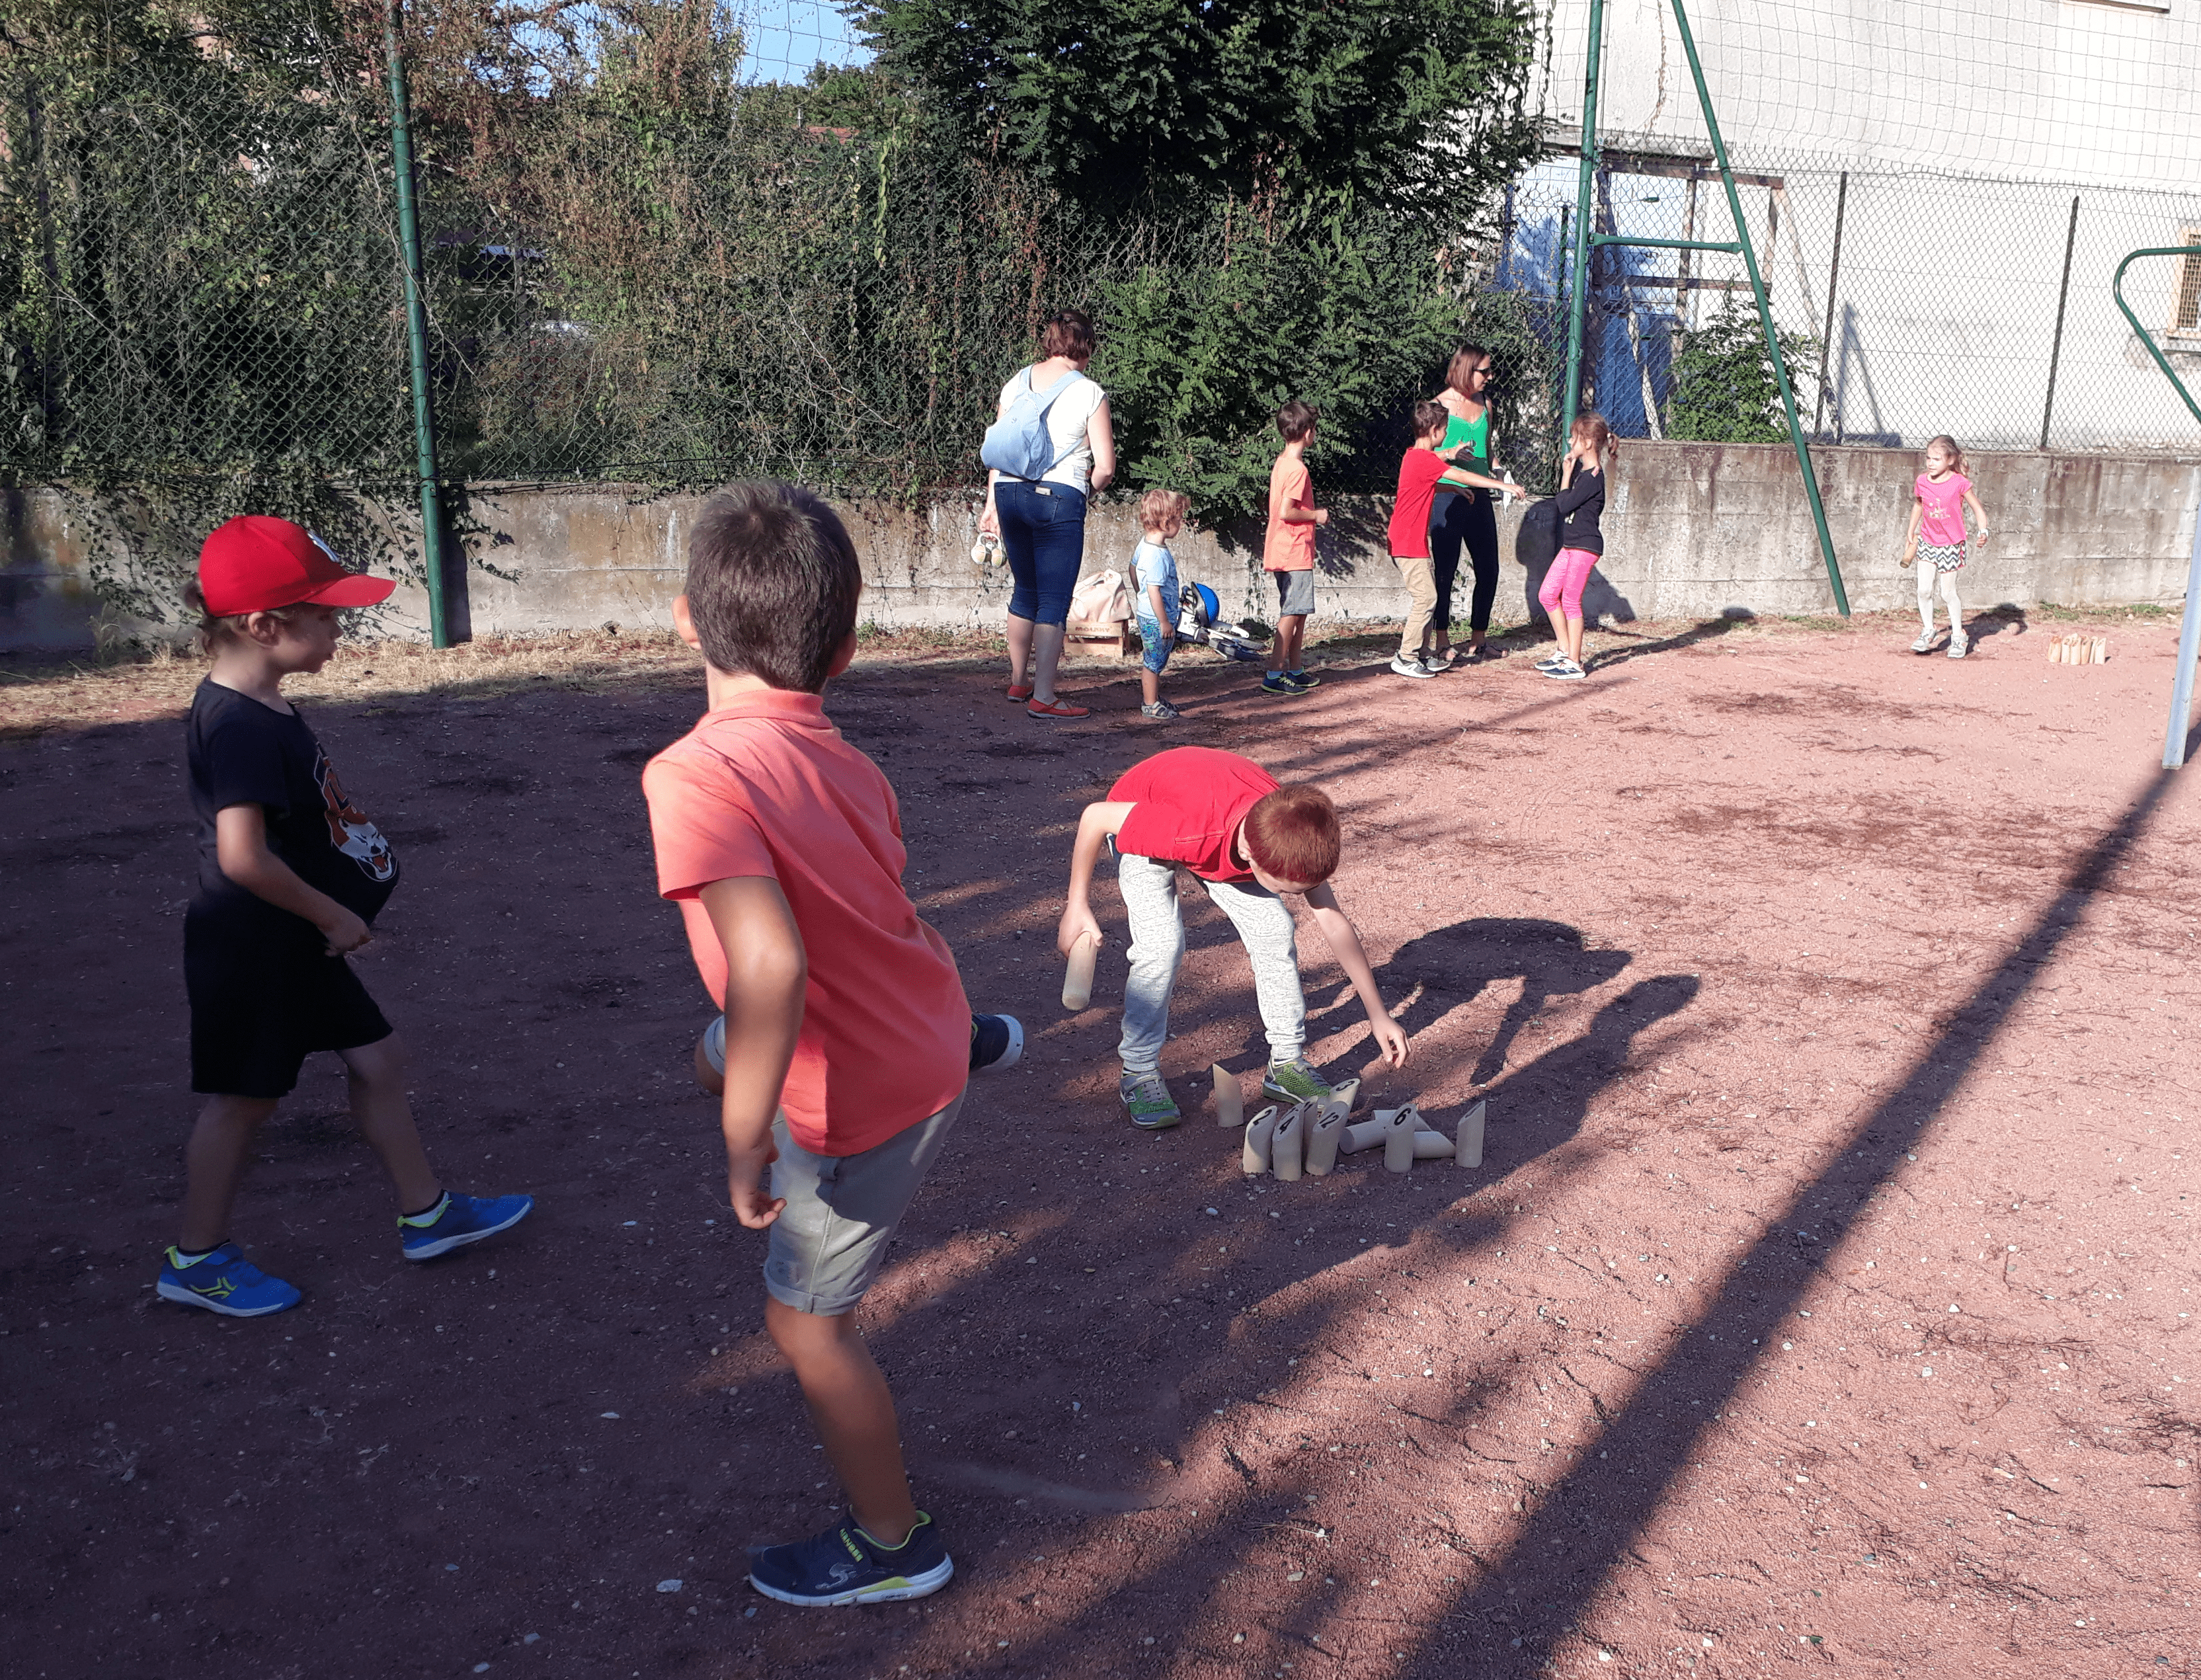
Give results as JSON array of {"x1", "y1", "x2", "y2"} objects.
[{"x1": 2048, "y1": 633, "x2": 2108, "y2": 665}]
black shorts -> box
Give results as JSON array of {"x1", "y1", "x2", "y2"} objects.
[{"x1": 185, "y1": 906, "x2": 392, "y2": 1098}]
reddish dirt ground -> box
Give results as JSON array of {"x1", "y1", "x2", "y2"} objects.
[{"x1": 6, "y1": 608, "x2": 2200, "y2": 1680}]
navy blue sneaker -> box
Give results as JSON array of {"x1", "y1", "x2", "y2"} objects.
[
  {"x1": 399, "y1": 1191, "x2": 534, "y2": 1261},
  {"x1": 969, "y1": 1013, "x2": 1024, "y2": 1073},
  {"x1": 748, "y1": 1511, "x2": 954, "y2": 1607},
  {"x1": 156, "y1": 1243, "x2": 301, "y2": 1318}
]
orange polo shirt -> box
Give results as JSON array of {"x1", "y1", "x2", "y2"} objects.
[{"x1": 643, "y1": 688, "x2": 968, "y2": 1157}]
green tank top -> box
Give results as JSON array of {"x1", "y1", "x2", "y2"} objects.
[{"x1": 1441, "y1": 405, "x2": 1490, "y2": 474}]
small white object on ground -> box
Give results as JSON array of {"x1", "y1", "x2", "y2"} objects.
[
  {"x1": 1271, "y1": 1103, "x2": 1306, "y2": 1181},
  {"x1": 1304, "y1": 1103, "x2": 1345, "y2": 1176},
  {"x1": 1455, "y1": 1099, "x2": 1487, "y2": 1169},
  {"x1": 1384, "y1": 1106, "x2": 1418, "y2": 1174},
  {"x1": 1242, "y1": 1106, "x2": 1279, "y2": 1175},
  {"x1": 657, "y1": 1579, "x2": 683, "y2": 1593},
  {"x1": 1213, "y1": 1063, "x2": 1243, "y2": 1129}
]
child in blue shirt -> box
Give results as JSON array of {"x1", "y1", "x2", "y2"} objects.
[{"x1": 1133, "y1": 489, "x2": 1189, "y2": 721}]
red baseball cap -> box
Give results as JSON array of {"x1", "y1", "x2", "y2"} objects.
[{"x1": 197, "y1": 516, "x2": 396, "y2": 615}]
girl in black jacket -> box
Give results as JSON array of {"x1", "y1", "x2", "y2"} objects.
[{"x1": 1537, "y1": 413, "x2": 1614, "y2": 680}]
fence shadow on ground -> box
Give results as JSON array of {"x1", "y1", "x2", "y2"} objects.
[
  {"x1": 1377, "y1": 764, "x2": 2179, "y2": 1672},
  {"x1": 1582, "y1": 609, "x2": 1755, "y2": 675}
]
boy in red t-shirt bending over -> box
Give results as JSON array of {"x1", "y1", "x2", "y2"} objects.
[
  {"x1": 1057, "y1": 746, "x2": 1408, "y2": 1129},
  {"x1": 643, "y1": 483, "x2": 967, "y2": 1608}
]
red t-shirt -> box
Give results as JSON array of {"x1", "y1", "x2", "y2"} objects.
[
  {"x1": 1110, "y1": 747, "x2": 1280, "y2": 883},
  {"x1": 1387, "y1": 448, "x2": 1464, "y2": 559},
  {"x1": 643, "y1": 689, "x2": 968, "y2": 1157},
  {"x1": 1263, "y1": 452, "x2": 1316, "y2": 573}
]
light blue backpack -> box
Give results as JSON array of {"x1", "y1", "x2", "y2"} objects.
[{"x1": 980, "y1": 367, "x2": 1087, "y2": 481}]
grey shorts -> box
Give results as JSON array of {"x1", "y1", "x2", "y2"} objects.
[
  {"x1": 764, "y1": 1092, "x2": 964, "y2": 1316},
  {"x1": 1271, "y1": 568, "x2": 1316, "y2": 618}
]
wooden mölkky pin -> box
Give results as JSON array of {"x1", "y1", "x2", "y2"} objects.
[{"x1": 1213, "y1": 1063, "x2": 1243, "y2": 1129}]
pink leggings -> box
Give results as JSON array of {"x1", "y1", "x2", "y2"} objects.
[{"x1": 1539, "y1": 547, "x2": 1600, "y2": 620}]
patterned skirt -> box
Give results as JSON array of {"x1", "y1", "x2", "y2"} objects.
[{"x1": 1917, "y1": 540, "x2": 1966, "y2": 574}]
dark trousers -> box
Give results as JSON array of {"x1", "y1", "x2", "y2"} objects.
[{"x1": 1430, "y1": 489, "x2": 1500, "y2": 637}]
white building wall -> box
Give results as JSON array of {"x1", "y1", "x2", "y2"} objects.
[{"x1": 1509, "y1": 1, "x2": 2201, "y2": 452}]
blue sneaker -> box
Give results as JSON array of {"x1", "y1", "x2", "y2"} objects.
[
  {"x1": 748, "y1": 1511, "x2": 954, "y2": 1607},
  {"x1": 1259, "y1": 673, "x2": 1302, "y2": 698},
  {"x1": 156, "y1": 1243, "x2": 301, "y2": 1318},
  {"x1": 969, "y1": 1013, "x2": 1024, "y2": 1073},
  {"x1": 399, "y1": 1191, "x2": 534, "y2": 1261}
]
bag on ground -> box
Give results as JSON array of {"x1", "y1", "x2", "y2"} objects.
[{"x1": 1067, "y1": 569, "x2": 1135, "y2": 633}]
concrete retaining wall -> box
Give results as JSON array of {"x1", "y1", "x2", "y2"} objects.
[{"x1": 7, "y1": 442, "x2": 2198, "y2": 651}]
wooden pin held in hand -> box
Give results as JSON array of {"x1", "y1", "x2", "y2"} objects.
[{"x1": 1062, "y1": 932, "x2": 1100, "y2": 1012}]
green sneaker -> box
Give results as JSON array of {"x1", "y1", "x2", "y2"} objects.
[
  {"x1": 1261, "y1": 1057, "x2": 1333, "y2": 1104},
  {"x1": 1118, "y1": 1072, "x2": 1181, "y2": 1131}
]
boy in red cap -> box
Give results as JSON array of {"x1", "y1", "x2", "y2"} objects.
[
  {"x1": 157, "y1": 517, "x2": 532, "y2": 1318},
  {"x1": 1057, "y1": 745, "x2": 1409, "y2": 1127}
]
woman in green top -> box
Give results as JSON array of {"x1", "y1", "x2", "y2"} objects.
[{"x1": 1427, "y1": 346, "x2": 1523, "y2": 668}]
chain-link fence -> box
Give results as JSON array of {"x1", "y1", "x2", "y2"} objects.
[
  {"x1": 1492, "y1": 147, "x2": 2201, "y2": 455},
  {"x1": 7, "y1": 1, "x2": 2198, "y2": 623}
]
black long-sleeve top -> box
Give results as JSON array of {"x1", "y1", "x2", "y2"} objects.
[{"x1": 1554, "y1": 463, "x2": 1606, "y2": 555}]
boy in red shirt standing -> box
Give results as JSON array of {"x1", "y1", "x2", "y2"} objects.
[
  {"x1": 1387, "y1": 399, "x2": 1500, "y2": 681},
  {"x1": 643, "y1": 483, "x2": 967, "y2": 1607},
  {"x1": 1261, "y1": 400, "x2": 1328, "y2": 698},
  {"x1": 1057, "y1": 746, "x2": 1408, "y2": 1128}
]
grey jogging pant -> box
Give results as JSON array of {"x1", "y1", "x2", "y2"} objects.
[{"x1": 1115, "y1": 850, "x2": 1306, "y2": 1076}]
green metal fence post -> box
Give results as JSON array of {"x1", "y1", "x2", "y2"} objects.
[
  {"x1": 2110, "y1": 248, "x2": 2201, "y2": 768},
  {"x1": 382, "y1": 0, "x2": 452, "y2": 648},
  {"x1": 1665, "y1": 0, "x2": 1849, "y2": 616},
  {"x1": 1560, "y1": 0, "x2": 1606, "y2": 448}
]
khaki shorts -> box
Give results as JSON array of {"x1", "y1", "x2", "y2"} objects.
[{"x1": 763, "y1": 1092, "x2": 965, "y2": 1316}]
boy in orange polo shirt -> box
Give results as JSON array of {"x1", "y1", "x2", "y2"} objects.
[
  {"x1": 1261, "y1": 400, "x2": 1328, "y2": 697},
  {"x1": 643, "y1": 483, "x2": 967, "y2": 1608}
]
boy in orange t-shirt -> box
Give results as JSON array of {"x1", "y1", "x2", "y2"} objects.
[
  {"x1": 1261, "y1": 399, "x2": 1328, "y2": 697},
  {"x1": 642, "y1": 483, "x2": 967, "y2": 1608}
]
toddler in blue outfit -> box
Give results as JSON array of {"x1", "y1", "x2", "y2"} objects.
[{"x1": 1133, "y1": 489, "x2": 1189, "y2": 721}]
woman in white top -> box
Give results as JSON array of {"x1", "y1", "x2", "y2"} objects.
[{"x1": 979, "y1": 309, "x2": 1117, "y2": 719}]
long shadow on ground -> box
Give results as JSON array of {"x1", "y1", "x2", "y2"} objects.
[{"x1": 1384, "y1": 767, "x2": 2179, "y2": 1673}]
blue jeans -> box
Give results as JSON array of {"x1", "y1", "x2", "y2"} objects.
[{"x1": 996, "y1": 481, "x2": 1088, "y2": 627}]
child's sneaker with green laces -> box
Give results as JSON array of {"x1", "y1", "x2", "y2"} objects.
[
  {"x1": 1118, "y1": 1072, "x2": 1181, "y2": 1131},
  {"x1": 748, "y1": 1510, "x2": 954, "y2": 1607},
  {"x1": 399, "y1": 1190, "x2": 534, "y2": 1260},
  {"x1": 1261, "y1": 1056, "x2": 1333, "y2": 1104},
  {"x1": 155, "y1": 1242, "x2": 301, "y2": 1318}
]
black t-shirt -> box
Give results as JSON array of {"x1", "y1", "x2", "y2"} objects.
[
  {"x1": 186, "y1": 679, "x2": 399, "y2": 936},
  {"x1": 1554, "y1": 463, "x2": 1606, "y2": 555}
]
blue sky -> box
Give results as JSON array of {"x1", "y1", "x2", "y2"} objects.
[{"x1": 735, "y1": 0, "x2": 874, "y2": 83}]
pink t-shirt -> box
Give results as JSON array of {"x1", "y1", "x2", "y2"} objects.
[
  {"x1": 1915, "y1": 472, "x2": 1970, "y2": 548},
  {"x1": 643, "y1": 689, "x2": 968, "y2": 1157}
]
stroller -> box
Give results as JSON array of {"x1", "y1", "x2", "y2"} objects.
[{"x1": 1176, "y1": 582, "x2": 1266, "y2": 662}]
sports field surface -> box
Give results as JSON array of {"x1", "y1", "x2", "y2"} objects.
[{"x1": 5, "y1": 606, "x2": 2196, "y2": 1678}]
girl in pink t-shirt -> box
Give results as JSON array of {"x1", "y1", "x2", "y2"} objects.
[{"x1": 1901, "y1": 434, "x2": 1991, "y2": 659}]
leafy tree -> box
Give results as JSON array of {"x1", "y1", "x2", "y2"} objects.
[
  {"x1": 1664, "y1": 299, "x2": 1819, "y2": 444},
  {"x1": 865, "y1": 0, "x2": 1539, "y2": 225}
]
